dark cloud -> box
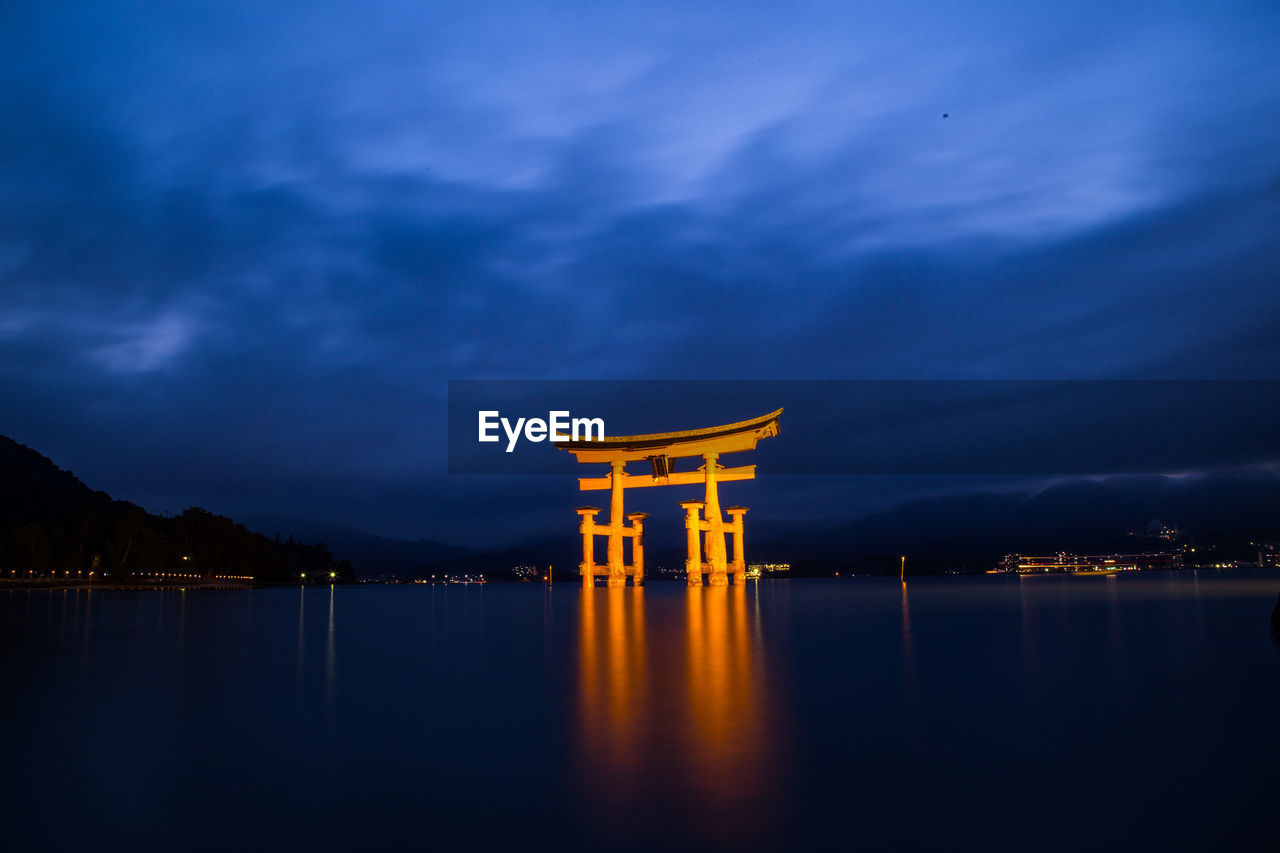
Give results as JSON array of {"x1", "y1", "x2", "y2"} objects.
[{"x1": 1, "y1": 1, "x2": 1278, "y2": 543}]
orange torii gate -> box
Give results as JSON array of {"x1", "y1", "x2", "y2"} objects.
[{"x1": 554, "y1": 409, "x2": 781, "y2": 587}]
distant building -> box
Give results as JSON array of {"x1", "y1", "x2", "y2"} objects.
[
  {"x1": 746, "y1": 562, "x2": 791, "y2": 578},
  {"x1": 1000, "y1": 552, "x2": 1183, "y2": 574}
]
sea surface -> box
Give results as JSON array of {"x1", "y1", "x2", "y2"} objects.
[{"x1": 3, "y1": 571, "x2": 1278, "y2": 851}]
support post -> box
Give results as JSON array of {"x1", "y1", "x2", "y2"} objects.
[
  {"x1": 576, "y1": 507, "x2": 599, "y2": 588},
  {"x1": 703, "y1": 453, "x2": 728, "y2": 586},
  {"x1": 627, "y1": 512, "x2": 649, "y2": 586},
  {"x1": 607, "y1": 460, "x2": 626, "y2": 587},
  {"x1": 726, "y1": 506, "x2": 748, "y2": 583},
  {"x1": 681, "y1": 500, "x2": 705, "y2": 587}
]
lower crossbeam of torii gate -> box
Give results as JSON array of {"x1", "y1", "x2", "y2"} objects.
[{"x1": 554, "y1": 408, "x2": 782, "y2": 587}]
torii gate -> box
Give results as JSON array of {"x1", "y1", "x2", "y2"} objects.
[{"x1": 554, "y1": 408, "x2": 781, "y2": 587}]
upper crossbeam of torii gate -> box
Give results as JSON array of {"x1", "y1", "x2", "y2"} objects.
[{"x1": 554, "y1": 408, "x2": 782, "y2": 587}]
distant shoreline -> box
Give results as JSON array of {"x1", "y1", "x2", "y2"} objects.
[
  {"x1": 2, "y1": 580, "x2": 268, "y2": 591},
  {"x1": 4, "y1": 565, "x2": 1275, "y2": 593}
]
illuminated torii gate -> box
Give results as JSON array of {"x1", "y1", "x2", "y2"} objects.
[{"x1": 555, "y1": 409, "x2": 781, "y2": 587}]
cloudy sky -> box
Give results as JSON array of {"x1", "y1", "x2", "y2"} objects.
[{"x1": 2, "y1": 1, "x2": 1278, "y2": 543}]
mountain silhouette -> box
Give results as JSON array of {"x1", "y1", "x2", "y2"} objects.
[{"x1": 0, "y1": 435, "x2": 350, "y2": 582}]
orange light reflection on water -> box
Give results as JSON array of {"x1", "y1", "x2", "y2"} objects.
[{"x1": 576, "y1": 584, "x2": 783, "y2": 845}]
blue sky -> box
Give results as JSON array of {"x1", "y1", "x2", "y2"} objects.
[{"x1": 2, "y1": 1, "x2": 1278, "y2": 542}]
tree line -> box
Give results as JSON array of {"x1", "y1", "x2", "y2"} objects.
[
  {"x1": 1, "y1": 435, "x2": 353, "y2": 582},
  {"x1": 1, "y1": 504, "x2": 354, "y2": 582}
]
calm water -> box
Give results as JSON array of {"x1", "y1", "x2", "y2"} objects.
[{"x1": 3, "y1": 572, "x2": 1278, "y2": 851}]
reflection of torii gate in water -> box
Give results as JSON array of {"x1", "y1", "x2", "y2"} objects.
[{"x1": 554, "y1": 408, "x2": 782, "y2": 587}]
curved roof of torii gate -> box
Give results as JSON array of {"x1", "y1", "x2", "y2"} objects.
[{"x1": 554, "y1": 407, "x2": 782, "y2": 463}]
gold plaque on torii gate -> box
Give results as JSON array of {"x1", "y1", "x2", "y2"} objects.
[{"x1": 554, "y1": 408, "x2": 782, "y2": 587}]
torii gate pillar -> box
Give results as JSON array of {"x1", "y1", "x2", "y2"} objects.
[
  {"x1": 606, "y1": 460, "x2": 627, "y2": 587},
  {"x1": 577, "y1": 507, "x2": 600, "y2": 588},
  {"x1": 627, "y1": 512, "x2": 649, "y2": 586},
  {"x1": 702, "y1": 452, "x2": 729, "y2": 586},
  {"x1": 726, "y1": 506, "x2": 748, "y2": 583},
  {"x1": 681, "y1": 500, "x2": 705, "y2": 587}
]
